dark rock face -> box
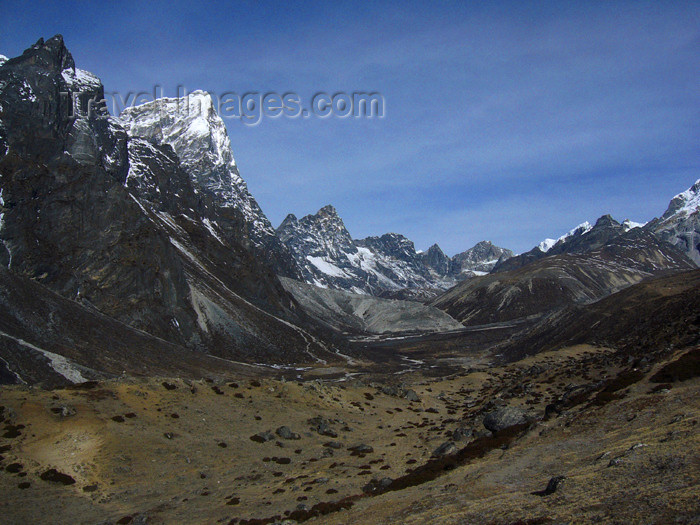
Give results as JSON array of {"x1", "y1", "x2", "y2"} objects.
[
  {"x1": 0, "y1": 35, "x2": 195, "y2": 343},
  {"x1": 421, "y1": 244, "x2": 451, "y2": 276},
  {"x1": 0, "y1": 36, "x2": 335, "y2": 381}
]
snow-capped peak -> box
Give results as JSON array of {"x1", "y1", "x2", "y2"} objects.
[
  {"x1": 537, "y1": 221, "x2": 592, "y2": 253},
  {"x1": 0, "y1": 55, "x2": 8, "y2": 67},
  {"x1": 119, "y1": 91, "x2": 276, "y2": 241},
  {"x1": 662, "y1": 179, "x2": 700, "y2": 221}
]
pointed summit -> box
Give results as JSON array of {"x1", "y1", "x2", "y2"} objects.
[
  {"x1": 318, "y1": 204, "x2": 338, "y2": 217},
  {"x1": 6, "y1": 34, "x2": 75, "y2": 72},
  {"x1": 451, "y1": 241, "x2": 514, "y2": 275},
  {"x1": 119, "y1": 90, "x2": 299, "y2": 277},
  {"x1": 421, "y1": 244, "x2": 451, "y2": 276}
]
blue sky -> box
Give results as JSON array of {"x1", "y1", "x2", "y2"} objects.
[{"x1": 2, "y1": 0, "x2": 699, "y2": 254}]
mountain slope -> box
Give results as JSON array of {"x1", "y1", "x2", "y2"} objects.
[
  {"x1": 432, "y1": 227, "x2": 695, "y2": 326},
  {"x1": 494, "y1": 214, "x2": 627, "y2": 273},
  {"x1": 493, "y1": 268, "x2": 700, "y2": 363},
  {"x1": 279, "y1": 277, "x2": 463, "y2": 335}
]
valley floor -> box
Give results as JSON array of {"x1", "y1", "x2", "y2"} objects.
[{"x1": 0, "y1": 342, "x2": 698, "y2": 524}]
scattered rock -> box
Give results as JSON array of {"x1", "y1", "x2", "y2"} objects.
[
  {"x1": 348, "y1": 444, "x2": 374, "y2": 456},
  {"x1": 161, "y1": 382, "x2": 177, "y2": 391},
  {"x1": 307, "y1": 417, "x2": 338, "y2": 438},
  {"x1": 404, "y1": 390, "x2": 420, "y2": 402},
  {"x1": 363, "y1": 476, "x2": 393, "y2": 494},
  {"x1": 544, "y1": 403, "x2": 561, "y2": 419},
  {"x1": 49, "y1": 405, "x2": 76, "y2": 418},
  {"x1": 608, "y1": 458, "x2": 623, "y2": 467},
  {"x1": 6, "y1": 463, "x2": 23, "y2": 473},
  {"x1": 452, "y1": 426, "x2": 473, "y2": 442},
  {"x1": 276, "y1": 426, "x2": 301, "y2": 440},
  {"x1": 381, "y1": 385, "x2": 401, "y2": 397},
  {"x1": 40, "y1": 469, "x2": 76, "y2": 485},
  {"x1": 531, "y1": 475, "x2": 566, "y2": 496},
  {"x1": 250, "y1": 431, "x2": 275, "y2": 443}
]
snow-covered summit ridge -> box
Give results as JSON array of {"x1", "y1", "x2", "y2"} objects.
[
  {"x1": 0, "y1": 55, "x2": 8, "y2": 67},
  {"x1": 661, "y1": 179, "x2": 700, "y2": 221},
  {"x1": 538, "y1": 221, "x2": 592, "y2": 253},
  {"x1": 119, "y1": 91, "x2": 275, "y2": 240},
  {"x1": 277, "y1": 205, "x2": 514, "y2": 297}
]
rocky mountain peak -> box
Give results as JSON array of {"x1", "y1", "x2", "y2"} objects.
[
  {"x1": 451, "y1": 240, "x2": 514, "y2": 275},
  {"x1": 0, "y1": 35, "x2": 330, "y2": 365},
  {"x1": 421, "y1": 244, "x2": 451, "y2": 277},
  {"x1": 318, "y1": 204, "x2": 339, "y2": 217},
  {"x1": 5, "y1": 34, "x2": 75, "y2": 72},
  {"x1": 119, "y1": 90, "x2": 299, "y2": 276},
  {"x1": 593, "y1": 214, "x2": 619, "y2": 228}
]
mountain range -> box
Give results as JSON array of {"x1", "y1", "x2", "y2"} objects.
[
  {"x1": 277, "y1": 205, "x2": 513, "y2": 299},
  {"x1": 0, "y1": 35, "x2": 698, "y2": 383}
]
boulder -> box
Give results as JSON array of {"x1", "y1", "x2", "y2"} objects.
[
  {"x1": 483, "y1": 406, "x2": 529, "y2": 433},
  {"x1": 432, "y1": 441, "x2": 458, "y2": 457}
]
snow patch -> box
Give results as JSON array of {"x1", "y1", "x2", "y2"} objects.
[
  {"x1": 0, "y1": 330, "x2": 87, "y2": 383},
  {"x1": 306, "y1": 256, "x2": 348, "y2": 278}
]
